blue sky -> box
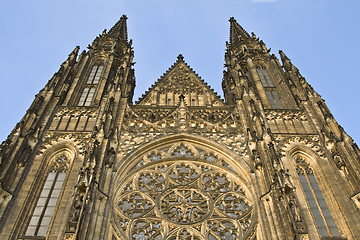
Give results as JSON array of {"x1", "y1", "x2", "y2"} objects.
[{"x1": 1, "y1": 0, "x2": 359, "y2": 144}]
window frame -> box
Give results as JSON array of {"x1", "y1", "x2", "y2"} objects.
[
  {"x1": 78, "y1": 64, "x2": 104, "y2": 106},
  {"x1": 24, "y1": 152, "x2": 71, "y2": 238},
  {"x1": 255, "y1": 65, "x2": 283, "y2": 109},
  {"x1": 294, "y1": 155, "x2": 340, "y2": 238}
]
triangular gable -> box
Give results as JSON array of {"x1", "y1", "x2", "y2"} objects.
[{"x1": 136, "y1": 55, "x2": 224, "y2": 107}]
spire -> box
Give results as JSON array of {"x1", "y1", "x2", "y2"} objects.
[
  {"x1": 108, "y1": 15, "x2": 128, "y2": 41},
  {"x1": 229, "y1": 17, "x2": 250, "y2": 44}
]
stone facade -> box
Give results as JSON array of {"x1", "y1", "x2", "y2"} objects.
[{"x1": 0, "y1": 15, "x2": 359, "y2": 240}]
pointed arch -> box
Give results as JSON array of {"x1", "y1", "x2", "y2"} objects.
[
  {"x1": 23, "y1": 142, "x2": 79, "y2": 237},
  {"x1": 279, "y1": 139, "x2": 341, "y2": 238},
  {"x1": 111, "y1": 133, "x2": 257, "y2": 240},
  {"x1": 114, "y1": 133, "x2": 253, "y2": 184}
]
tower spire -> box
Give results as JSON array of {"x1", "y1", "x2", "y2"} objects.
[
  {"x1": 108, "y1": 14, "x2": 128, "y2": 41},
  {"x1": 229, "y1": 17, "x2": 250, "y2": 45}
]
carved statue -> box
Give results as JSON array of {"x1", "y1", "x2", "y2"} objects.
[
  {"x1": 70, "y1": 195, "x2": 83, "y2": 222},
  {"x1": 289, "y1": 194, "x2": 302, "y2": 222}
]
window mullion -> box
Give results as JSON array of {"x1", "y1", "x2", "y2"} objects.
[
  {"x1": 303, "y1": 172, "x2": 333, "y2": 237},
  {"x1": 34, "y1": 171, "x2": 59, "y2": 236}
]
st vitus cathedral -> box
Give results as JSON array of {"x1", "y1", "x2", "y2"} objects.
[{"x1": 0, "y1": 15, "x2": 360, "y2": 240}]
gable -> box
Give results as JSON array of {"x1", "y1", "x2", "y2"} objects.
[{"x1": 136, "y1": 55, "x2": 224, "y2": 107}]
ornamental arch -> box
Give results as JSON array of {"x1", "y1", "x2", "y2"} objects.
[
  {"x1": 111, "y1": 134, "x2": 258, "y2": 240},
  {"x1": 21, "y1": 141, "x2": 80, "y2": 237},
  {"x1": 279, "y1": 141, "x2": 343, "y2": 238}
]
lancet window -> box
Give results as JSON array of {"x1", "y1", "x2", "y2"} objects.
[
  {"x1": 256, "y1": 66, "x2": 283, "y2": 109},
  {"x1": 25, "y1": 154, "x2": 69, "y2": 237},
  {"x1": 294, "y1": 155, "x2": 339, "y2": 237},
  {"x1": 87, "y1": 65, "x2": 104, "y2": 84},
  {"x1": 256, "y1": 67, "x2": 273, "y2": 87},
  {"x1": 78, "y1": 65, "x2": 104, "y2": 106}
]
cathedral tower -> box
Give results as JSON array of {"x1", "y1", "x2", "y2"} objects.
[{"x1": 0, "y1": 16, "x2": 359, "y2": 240}]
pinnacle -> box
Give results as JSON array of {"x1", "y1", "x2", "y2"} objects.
[
  {"x1": 229, "y1": 17, "x2": 250, "y2": 44},
  {"x1": 279, "y1": 50, "x2": 288, "y2": 59},
  {"x1": 69, "y1": 46, "x2": 80, "y2": 56},
  {"x1": 108, "y1": 15, "x2": 128, "y2": 41}
]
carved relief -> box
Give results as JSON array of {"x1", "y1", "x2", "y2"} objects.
[
  {"x1": 49, "y1": 107, "x2": 98, "y2": 131},
  {"x1": 37, "y1": 132, "x2": 90, "y2": 156},
  {"x1": 123, "y1": 105, "x2": 238, "y2": 132},
  {"x1": 128, "y1": 142, "x2": 241, "y2": 174},
  {"x1": 117, "y1": 104, "x2": 246, "y2": 158},
  {"x1": 136, "y1": 60, "x2": 224, "y2": 107},
  {"x1": 276, "y1": 136, "x2": 325, "y2": 158},
  {"x1": 265, "y1": 109, "x2": 315, "y2": 134}
]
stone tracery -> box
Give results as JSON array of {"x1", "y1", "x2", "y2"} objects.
[{"x1": 113, "y1": 142, "x2": 256, "y2": 239}]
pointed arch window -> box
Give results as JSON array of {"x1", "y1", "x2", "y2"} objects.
[
  {"x1": 256, "y1": 66, "x2": 282, "y2": 109},
  {"x1": 25, "y1": 154, "x2": 69, "y2": 237},
  {"x1": 256, "y1": 67, "x2": 273, "y2": 87},
  {"x1": 294, "y1": 155, "x2": 339, "y2": 237},
  {"x1": 78, "y1": 65, "x2": 104, "y2": 106}
]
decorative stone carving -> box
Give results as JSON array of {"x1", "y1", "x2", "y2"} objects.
[
  {"x1": 265, "y1": 109, "x2": 308, "y2": 121},
  {"x1": 37, "y1": 132, "x2": 90, "y2": 156},
  {"x1": 294, "y1": 156, "x2": 313, "y2": 175},
  {"x1": 136, "y1": 60, "x2": 224, "y2": 107},
  {"x1": 123, "y1": 105, "x2": 238, "y2": 133},
  {"x1": 113, "y1": 161, "x2": 256, "y2": 240},
  {"x1": 128, "y1": 142, "x2": 242, "y2": 174},
  {"x1": 277, "y1": 136, "x2": 325, "y2": 158}
]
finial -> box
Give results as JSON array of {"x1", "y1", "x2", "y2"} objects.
[
  {"x1": 121, "y1": 14, "x2": 128, "y2": 20},
  {"x1": 177, "y1": 54, "x2": 184, "y2": 62},
  {"x1": 229, "y1": 17, "x2": 236, "y2": 22}
]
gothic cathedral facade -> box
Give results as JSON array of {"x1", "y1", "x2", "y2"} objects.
[{"x1": 0, "y1": 16, "x2": 360, "y2": 240}]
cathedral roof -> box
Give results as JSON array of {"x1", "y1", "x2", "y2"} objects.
[{"x1": 136, "y1": 54, "x2": 224, "y2": 106}]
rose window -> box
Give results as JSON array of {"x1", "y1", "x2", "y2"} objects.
[{"x1": 114, "y1": 161, "x2": 255, "y2": 239}]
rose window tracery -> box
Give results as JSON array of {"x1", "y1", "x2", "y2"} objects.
[
  {"x1": 114, "y1": 160, "x2": 256, "y2": 239},
  {"x1": 158, "y1": 187, "x2": 212, "y2": 224}
]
